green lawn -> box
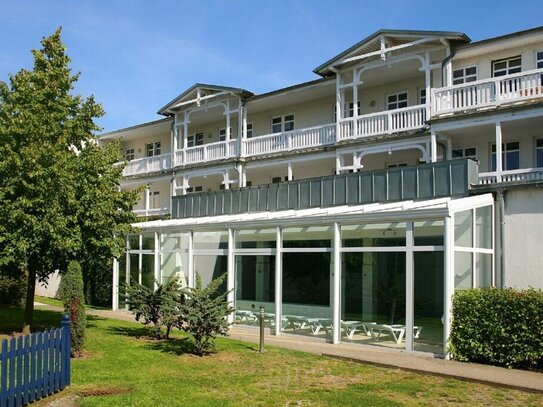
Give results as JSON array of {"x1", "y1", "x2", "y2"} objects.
[{"x1": 1, "y1": 306, "x2": 542, "y2": 406}]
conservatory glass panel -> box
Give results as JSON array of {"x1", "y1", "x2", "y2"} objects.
[
  {"x1": 476, "y1": 253, "x2": 492, "y2": 288},
  {"x1": 414, "y1": 220, "x2": 444, "y2": 246},
  {"x1": 234, "y1": 255, "x2": 275, "y2": 327},
  {"x1": 476, "y1": 206, "x2": 492, "y2": 249},
  {"x1": 141, "y1": 254, "x2": 154, "y2": 290},
  {"x1": 193, "y1": 255, "x2": 227, "y2": 292},
  {"x1": 454, "y1": 210, "x2": 473, "y2": 247},
  {"x1": 414, "y1": 252, "x2": 444, "y2": 354},
  {"x1": 342, "y1": 222, "x2": 406, "y2": 247},
  {"x1": 235, "y1": 228, "x2": 276, "y2": 249},
  {"x1": 341, "y1": 252, "x2": 406, "y2": 350},
  {"x1": 193, "y1": 231, "x2": 228, "y2": 250},
  {"x1": 454, "y1": 251, "x2": 472, "y2": 289},
  {"x1": 161, "y1": 251, "x2": 188, "y2": 287}
]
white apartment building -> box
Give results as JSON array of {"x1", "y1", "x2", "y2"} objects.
[{"x1": 101, "y1": 26, "x2": 543, "y2": 357}]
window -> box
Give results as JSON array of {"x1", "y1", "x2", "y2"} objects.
[
  {"x1": 452, "y1": 66, "x2": 477, "y2": 85},
  {"x1": 187, "y1": 133, "x2": 204, "y2": 148},
  {"x1": 347, "y1": 101, "x2": 361, "y2": 117},
  {"x1": 492, "y1": 56, "x2": 521, "y2": 77},
  {"x1": 145, "y1": 141, "x2": 161, "y2": 157},
  {"x1": 491, "y1": 142, "x2": 520, "y2": 171},
  {"x1": 245, "y1": 180, "x2": 252, "y2": 187},
  {"x1": 219, "y1": 128, "x2": 231, "y2": 142},
  {"x1": 271, "y1": 176, "x2": 282, "y2": 184},
  {"x1": 452, "y1": 147, "x2": 477, "y2": 160},
  {"x1": 125, "y1": 148, "x2": 135, "y2": 161},
  {"x1": 387, "y1": 163, "x2": 408, "y2": 168},
  {"x1": 536, "y1": 139, "x2": 543, "y2": 168},
  {"x1": 186, "y1": 186, "x2": 202, "y2": 194},
  {"x1": 271, "y1": 114, "x2": 294, "y2": 133},
  {"x1": 150, "y1": 191, "x2": 160, "y2": 209},
  {"x1": 387, "y1": 92, "x2": 408, "y2": 110},
  {"x1": 246, "y1": 123, "x2": 253, "y2": 139},
  {"x1": 419, "y1": 89, "x2": 426, "y2": 105}
]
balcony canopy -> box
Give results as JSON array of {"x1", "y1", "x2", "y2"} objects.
[{"x1": 314, "y1": 29, "x2": 470, "y2": 77}]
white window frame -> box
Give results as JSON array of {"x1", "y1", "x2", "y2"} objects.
[
  {"x1": 186, "y1": 186, "x2": 203, "y2": 194},
  {"x1": 386, "y1": 91, "x2": 408, "y2": 110},
  {"x1": 246, "y1": 123, "x2": 253, "y2": 139},
  {"x1": 536, "y1": 50, "x2": 543, "y2": 69},
  {"x1": 187, "y1": 132, "x2": 204, "y2": 148},
  {"x1": 150, "y1": 191, "x2": 160, "y2": 209},
  {"x1": 452, "y1": 147, "x2": 477, "y2": 160},
  {"x1": 125, "y1": 148, "x2": 135, "y2": 161},
  {"x1": 145, "y1": 141, "x2": 161, "y2": 157},
  {"x1": 491, "y1": 141, "x2": 520, "y2": 171},
  {"x1": 219, "y1": 128, "x2": 231, "y2": 142},
  {"x1": 452, "y1": 66, "x2": 477, "y2": 85},
  {"x1": 419, "y1": 88, "x2": 426, "y2": 105},
  {"x1": 271, "y1": 114, "x2": 295, "y2": 133},
  {"x1": 492, "y1": 56, "x2": 521, "y2": 77},
  {"x1": 536, "y1": 138, "x2": 543, "y2": 168},
  {"x1": 346, "y1": 101, "x2": 361, "y2": 118}
]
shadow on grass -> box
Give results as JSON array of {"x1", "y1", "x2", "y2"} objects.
[
  {"x1": 107, "y1": 325, "x2": 156, "y2": 338},
  {"x1": 0, "y1": 306, "x2": 65, "y2": 335}
]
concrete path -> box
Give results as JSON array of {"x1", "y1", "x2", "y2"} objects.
[{"x1": 35, "y1": 302, "x2": 543, "y2": 393}]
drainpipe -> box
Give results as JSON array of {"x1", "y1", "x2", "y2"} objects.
[
  {"x1": 440, "y1": 44, "x2": 457, "y2": 87},
  {"x1": 496, "y1": 189, "x2": 506, "y2": 287}
]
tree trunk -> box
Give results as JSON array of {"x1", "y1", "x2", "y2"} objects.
[{"x1": 22, "y1": 267, "x2": 37, "y2": 334}]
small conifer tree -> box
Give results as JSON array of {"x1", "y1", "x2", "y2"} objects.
[
  {"x1": 58, "y1": 260, "x2": 86, "y2": 357},
  {"x1": 125, "y1": 279, "x2": 181, "y2": 339},
  {"x1": 177, "y1": 273, "x2": 233, "y2": 356}
]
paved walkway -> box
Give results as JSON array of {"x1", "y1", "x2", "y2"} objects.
[{"x1": 35, "y1": 302, "x2": 543, "y2": 393}]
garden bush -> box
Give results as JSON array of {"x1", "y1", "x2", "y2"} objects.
[
  {"x1": 58, "y1": 261, "x2": 87, "y2": 357},
  {"x1": 177, "y1": 273, "x2": 233, "y2": 356},
  {"x1": 0, "y1": 264, "x2": 26, "y2": 306},
  {"x1": 125, "y1": 279, "x2": 181, "y2": 339},
  {"x1": 450, "y1": 287, "x2": 543, "y2": 370}
]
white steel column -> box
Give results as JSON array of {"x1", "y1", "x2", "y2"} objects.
[
  {"x1": 274, "y1": 227, "x2": 283, "y2": 336},
  {"x1": 430, "y1": 131, "x2": 437, "y2": 162},
  {"x1": 154, "y1": 232, "x2": 160, "y2": 290},
  {"x1": 112, "y1": 258, "x2": 119, "y2": 310},
  {"x1": 227, "y1": 228, "x2": 235, "y2": 324},
  {"x1": 237, "y1": 163, "x2": 245, "y2": 188},
  {"x1": 223, "y1": 172, "x2": 230, "y2": 190},
  {"x1": 138, "y1": 235, "x2": 143, "y2": 285},
  {"x1": 241, "y1": 102, "x2": 248, "y2": 158},
  {"x1": 334, "y1": 71, "x2": 342, "y2": 140},
  {"x1": 187, "y1": 231, "x2": 194, "y2": 288},
  {"x1": 287, "y1": 162, "x2": 293, "y2": 181},
  {"x1": 443, "y1": 214, "x2": 454, "y2": 359},
  {"x1": 144, "y1": 186, "x2": 150, "y2": 217},
  {"x1": 405, "y1": 222, "x2": 414, "y2": 351},
  {"x1": 352, "y1": 68, "x2": 358, "y2": 137},
  {"x1": 125, "y1": 238, "x2": 130, "y2": 311},
  {"x1": 495, "y1": 121, "x2": 503, "y2": 182},
  {"x1": 332, "y1": 222, "x2": 341, "y2": 344},
  {"x1": 425, "y1": 51, "x2": 431, "y2": 118}
]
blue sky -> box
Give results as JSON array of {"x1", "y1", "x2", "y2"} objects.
[{"x1": 1, "y1": 1, "x2": 542, "y2": 133}]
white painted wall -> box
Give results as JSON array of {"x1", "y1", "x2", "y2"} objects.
[
  {"x1": 503, "y1": 188, "x2": 543, "y2": 289},
  {"x1": 35, "y1": 271, "x2": 61, "y2": 299}
]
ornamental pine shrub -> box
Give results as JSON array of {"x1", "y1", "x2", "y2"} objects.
[
  {"x1": 177, "y1": 273, "x2": 233, "y2": 356},
  {"x1": 58, "y1": 261, "x2": 87, "y2": 357},
  {"x1": 125, "y1": 279, "x2": 182, "y2": 339},
  {"x1": 450, "y1": 288, "x2": 543, "y2": 370}
]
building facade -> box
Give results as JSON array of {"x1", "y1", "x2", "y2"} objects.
[{"x1": 101, "y1": 26, "x2": 543, "y2": 356}]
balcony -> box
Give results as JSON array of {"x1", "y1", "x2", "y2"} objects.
[
  {"x1": 133, "y1": 207, "x2": 170, "y2": 217},
  {"x1": 174, "y1": 139, "x2": 238, "y2": 166},
  {"x1": 243, "y1": 123, "x2": 336, "y2": 157},
  {"x1": 432, "y1": 68, "x2": 543, "y2": 116},
  {"x1": 338, "y1": 104, "x2": 427, "y2": 141},
  {"x1": 123, "y1": 154, "x2": 171, "y2": 177},
  {"x1": 477, "y1": 167, "x2": 543, "y2": 185}
]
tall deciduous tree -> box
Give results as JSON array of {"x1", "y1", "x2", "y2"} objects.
[{"x1": 0, "y1": 28, "x2": 138, "y2": 332}]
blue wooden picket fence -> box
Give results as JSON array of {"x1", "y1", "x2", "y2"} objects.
[{"x1": 0, "y1": 315, "x2": 71, "y2": 407}]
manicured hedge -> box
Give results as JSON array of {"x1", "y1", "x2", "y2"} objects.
[{"x1": 450, "y1": 288, "x2": 543, "y2": 370}]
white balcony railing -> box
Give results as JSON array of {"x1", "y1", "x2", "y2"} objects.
[
  {"x1": 175, "y1": 139, "x2": 238, "y2": 166},
  {"x1": 123, "y1": 154, "x2": 171, "y2": 176},
  {"x1": 338, "y1": 104, "x2": 427, "y2": 141},
  {"x1": 478, "y1": 167, "x2": 543, "y2": 185},
  {"x1": 432, "y1": 68, "x2": 543, "y2": 115},
  {"x1": 133, "y1": 207, "x2": 170, "y2": 217},
  {"x1": 244, "y1": 123, "x2": 336, "y2": 157}
]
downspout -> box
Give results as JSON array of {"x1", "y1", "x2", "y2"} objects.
[
  {"x1": 496, "y1": 189, "x2": 506, "y2": 287},
  {"x1": 441, "y1": 44, "x2": 457, "y2": 87}
]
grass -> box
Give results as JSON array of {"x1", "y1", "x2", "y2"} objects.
[
  {"x1": 1, "y1": 306, "x2": 542, "y2": 406},
  {"x1": 35, "y1": 296, "x2": 109, "y2": 311}
]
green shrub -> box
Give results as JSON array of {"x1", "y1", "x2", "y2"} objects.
[
  {"x1": 177, "y1": 273, "x2": 233, "y2": 356},
  {"x1": 125, "y1": 279, "x2": 181, "y2": 339},
  {"x1": 0, "y1": 264, "x2": 26, "y2": 306},
  {"x1": 450, "y1": 288, "x2": 543, "y2": 370},
  {"x1": 58, "y1": 261, "x2": 87, "y2": 357}
]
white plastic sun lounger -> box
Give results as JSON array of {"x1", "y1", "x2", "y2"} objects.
[{"x1": 369, "y1": 324, "x2": 422, "y2": 344}]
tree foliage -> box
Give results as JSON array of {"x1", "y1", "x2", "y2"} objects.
[
  {"x1": 177, "y1": 273, "x2": 233, "y2": 356},
  {"x1": 58, "y1": 260, "x2": 86, "y2": 357},
  {"x1": 125, "y1": 279, "x2": 182, "y2": 339},
  {"x1": 0, "y1": 28, "x2": 138, "y2": 331}
]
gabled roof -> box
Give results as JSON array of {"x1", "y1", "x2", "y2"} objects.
[
  {"x1": 313, "y1": 29, "x2": 470, "y2": 77},
  {"x1": 157, "y1": 83, "x2": 253, "y2": 115}
]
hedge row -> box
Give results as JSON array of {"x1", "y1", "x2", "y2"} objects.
[{"x1": 450, "y1": 288, "x2": 543, "y2": 370}]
